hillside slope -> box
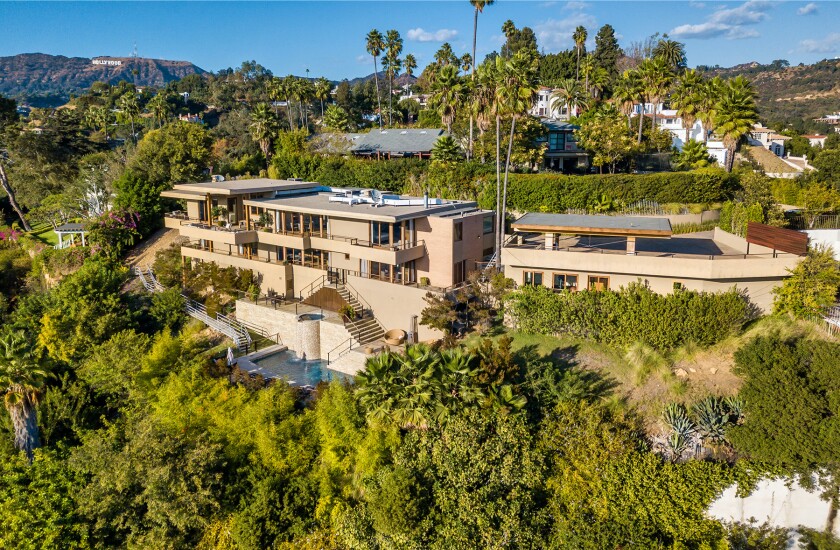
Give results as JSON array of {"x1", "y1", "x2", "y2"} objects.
[
  {"x1": 701, "y1": 59, "x2": 840, "y2": 129},
  {"x1": 0, "y1": 53, "x2": 208, "y2": 103}
]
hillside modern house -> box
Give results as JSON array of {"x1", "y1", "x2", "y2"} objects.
[
  {"x1": 537, "y1": 119, "x2": 589, "y2": 172},
  {"x1": 348, "y1": 128, "x2": 445, "y2": 159},
  {"x1": 161, "y1": 179, "x2": 493, "y2": 342},
  {"x1": 501, "y1": 213, "x2": 803, "y2": 312}
]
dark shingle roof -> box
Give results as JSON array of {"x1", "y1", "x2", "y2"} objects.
[{"x1": 350, "y1": 128, "x2": 445, "y2": 154}]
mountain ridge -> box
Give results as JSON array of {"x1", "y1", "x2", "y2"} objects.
[{"x1": 0, "y1": 52, "x2": 208, "y2": 104}]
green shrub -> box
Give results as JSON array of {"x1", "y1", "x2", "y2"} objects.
[
  {"x1": 480, "y1": 169, "x2": 738, "y2": 213},
  {"x1": 505, "y1": 282, "x2": 752, "y2": 350}
]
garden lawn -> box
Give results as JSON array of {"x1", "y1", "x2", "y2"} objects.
[{"x1": 29, "y1": 221, "x2": 59, "y2": 247}]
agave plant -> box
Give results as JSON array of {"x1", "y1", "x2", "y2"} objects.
[
  {"x1": 667, "y1": 431, "x2": 691, "y2": 461},
  {"x1": 692, "y1": 396, "x2": 729, "y2": 444},
  {"x1": 724, "y1": 396, "x2": 745, "y2": 424},
  {"x1": 663, "y1": 403, "x2": 695, "y2": 436}
]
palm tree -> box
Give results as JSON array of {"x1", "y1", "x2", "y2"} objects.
[
  {"x1": 432, "y1": 135, "x2": 462, "y2": 162},
  {"x1": 84, "y1": 105, "x2": 110, "y2": 140},
  {"x1": 670, "y1": 69, "x2": 703, "y2": 145},
  {"x1": 550, "y1": 78, "x2": 583, "y2": 120},
  {"x1": 472, "y1": 60, "x2": 498, "y2": 163},
  {"x1": 0, "y1": 331, "x2": 50, "y2": 461},
  {"x1": 366, "y1": 29, "x2": 385, "y2": 129},
  {"x1": 497, "y1": 51, "x2": 538, "y2": 263},
  {"x1": 639, "y1": 58, "x2": 672, "y2": 132},
  {"x1": 612, "y1": 72, "x2": 641, "y2": 129},
  {"x1": 573, "y1": 25, "x2": 588, "y2": 81},
  {"x1": 697, "y1": 76, "x2": 724, "y2": 144},
  {"x1": 314, "y1": 77, "x2": 331, "y2": 118},
  {"x1": 281, "y1": 75, "x2": 297, "y2": 130},
  {"x1": 147, "y1": 92, "x2": 172, "y2": 129},
  {"x1": 434, "y1": 42, "x2": 457, "y2": 67},
  {"x1": 118, "y1": 91, "x2": 140, "y2": 142},
  {"x1": 469, "y1": 0, "x2": 495, "y2": 160},
  {"x1": 384, "y1": 30, "x2": 403, "y2": 127},
  {"x1": 653, "y1": 36, "x2": 687, "y2": 73},
  {"x1": 404, "y1": 53, "x2": 417, "y2": 78},
  {"x1": 715, "y1": 76, "x2": 758, "y2": 172},
  {"x1": 580, "y1": 54, "x2": 595, "y2": 97},
  {"x1": 430, "y1": 64, "x2": 464, "y2": 133},
  {"x1": 250, "y1": 103, "x2": 278, "y2": 163},
  {"x1": 589, "y1": 67, "x2": 610, "y2": 100}
]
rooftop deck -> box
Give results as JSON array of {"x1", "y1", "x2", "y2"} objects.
[{"x1": 505, "y1": 232, "x2": 777, "y2": 260}]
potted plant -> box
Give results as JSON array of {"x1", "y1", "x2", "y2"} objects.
[
  {"x1": 420, "y1": 277, "x2": 430, "y2": 287},
  {"x1": 258, "y1": 211, "x2": 274, "y2": 232},
  {"x1": 211, "y1": 206, "x2": 229, "y2": 227},
  {"x1": 338, "y1": 304, "x2": 356, "y2": 322},
  {"x1": 247, "y1": 284, "x2": 260, "y2": 302}
]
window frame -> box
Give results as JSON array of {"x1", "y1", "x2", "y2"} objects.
[
  {"x1": 552, "y1": 272, "x2": 578, "y2": 292},
  {"x1": 587, "y1": 275, "x2": 609, "y2": 291},
  {"x1": 523, "y1": 271, "x2": 544, "y2": 287}
]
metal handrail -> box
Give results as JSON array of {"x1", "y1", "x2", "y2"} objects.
[
  {"x1": 299, "y1": 274, "x2": 328, "y2": 301},
  {"x1": 326, "y1": 337, "x2": 354, "y2": 364},
  {"x1": 341, "y1": 280, "x2": 373, "y2": 318}
]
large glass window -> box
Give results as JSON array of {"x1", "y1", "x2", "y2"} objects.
[
  {"x1": 552, "y1": 273, "x2": 578, "y2": 291},
  {"x1": 549, "y1": 132, "x2": 565, "y2": 151},
  {"x1": 454, "y1": 222, "x2": 463, "y2": 242},
  {"x1": 524, "y1": 271, "x2": 543, "y2": 286},
  {"x1": 372, "y1": 221, "x2": 390, "y2": 246},
  {"x1": 588, "y1": 276, "x2": 609, "y2": 291},
  {"x1": 483, "y1": 215, "x2": 494, "y2": 235}
]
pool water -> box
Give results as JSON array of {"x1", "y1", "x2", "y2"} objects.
[{"x1": 252, "y1": 350, "x2": 351, "y2": 386}]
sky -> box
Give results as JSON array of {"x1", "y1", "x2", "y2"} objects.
[{"x1": 2, "y1": 1, "x2": 839, "y2": 80}]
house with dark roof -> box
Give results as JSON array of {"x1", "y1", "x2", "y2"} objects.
[
  {"x1": 536, "y1": 119, "x2": 588, "y2": 172},
  {"x1": 349, "y1": 128, "x2": 445, "y2": 159}
]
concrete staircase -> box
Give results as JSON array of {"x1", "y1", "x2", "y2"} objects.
[{"x1": 334, "y1": 284, "x2": 384, "y2": 346}]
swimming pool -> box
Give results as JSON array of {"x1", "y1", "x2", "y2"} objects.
[{"x1": 251, "y1": 349, "x2": 351, "y2": 386}]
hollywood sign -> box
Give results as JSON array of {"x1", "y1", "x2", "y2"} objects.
[{"x1": 92, "y1": 59, "x2": 123, "y2": 66}]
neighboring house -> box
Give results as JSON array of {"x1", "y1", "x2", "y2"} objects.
[
  {"x1": 397, "y1": 90, "x2": 429, "y2": 108},
  {"x1": 814, "y1": 112, "x2": 840, "y2": 130},
  {"x1": 530, "y1": 87, "x2": 570, "y2": 119},
  {"x1": 536, "y1": 119, "x2": 588, "y2": 172},
  {"x1": 349, "y1": 128, "x2": 445, "y2": 159},
  {"x1": 161, "y1": 178, "x2": 494, "y2": 341},
  {"x1": 501, "y1": 213, "x2": 803, "y2": 313},
  {"x1": 804, "y1": 134, "x2": 828, "y2": 148},
  {"x1": 178, "y1": 113, "x2": 202, "y2": 124},
  {"x1": 748, "y1": 126, "x2": 789, "y2": 157}
]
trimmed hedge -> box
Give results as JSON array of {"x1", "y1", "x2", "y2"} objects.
[
  {"x1": 480, "y1": 169, "x2": 738, "y2": 213},
  {"x1": 505, "y1": 282, "x2": 751, "y2": 350}
]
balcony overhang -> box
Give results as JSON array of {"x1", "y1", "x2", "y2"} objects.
[{"x1": 511, "y1": 213, "x2": 672, "y2": 239}]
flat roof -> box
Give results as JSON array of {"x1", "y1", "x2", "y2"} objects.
[
  {"x1": 165, "y1": 179, "x2": 319, "y2": 196},
  {"x1": 245, "y1": 192, "x2": 483, "y2": 223},
  {"x1": 511, "y1": 213, "x2": 672, "y2": 238}
]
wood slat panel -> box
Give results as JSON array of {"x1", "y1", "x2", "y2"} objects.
[{"x1": 746, "y1": 222, "x2": 807, "y2": 256}]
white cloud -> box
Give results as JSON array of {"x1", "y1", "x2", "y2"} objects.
[
  {"x1": 689, "y1": 1, "x2": 706, "y2": 8},
  {"x1": 534, "y1": 11, "x2": 597, "y2": 51},
  {"x1": 800, "y1": 32, "x2": 840, "y2": 53},
  {"x1": 797, "y1": 2, "x2": 818, "y2": 15},
  {"x1": 406, "y1": 28, "x2": 458, "y2": 42},
  {"x1": 356, "y1": 54, "x2": 369, "y2": 64},
  {"x1": 539, "y1": 1, "x2": 558, "y2": 7},
  {"x1": 669, "y1": 1, "x2": 771, "y2": 40},
  {"x1": 564, "y1": 1, "x2": 589, "y2": 11}
]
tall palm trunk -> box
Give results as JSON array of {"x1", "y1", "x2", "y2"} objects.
[
  {"x1": 0, "y1": 163, "x2": 31, "y2": 231},
  {"x1": 576, "y1": 47, "x2": 580, "y2": 81},
  {"x1": 469, "y1": 7, "x2": 478, "y2": 161},
  {"x1": 286, "y1": 97, "x2": 295, "y2": 130},
  {"x1": 637, "y1": 99, "x2": 645, "y2": 144},
  {"x1": 388, "y1": 73, "x2": 393, "y2": 127},
  {"x1": 495, "y1": 115, "x2": 501, "y2": 267},
  {"x1": 373, "y1": 56, "x2": 383, "y2": 129},
  {"x1": 10, "y1": 400, "x2": 40, "y2": 461},
  {"x1": 321, "y1": 99, "x2": 325, "y2": 118},
  {"x1": 501, "y1": 116, "x2": 517, "y2": 257}
]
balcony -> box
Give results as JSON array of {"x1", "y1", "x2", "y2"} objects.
[
  {"x1": 309, "y1": 234, "x2": 426, "y2": 264},
  {"x1": 165, "y1": 213, "x2": 257, "y2": 245}
]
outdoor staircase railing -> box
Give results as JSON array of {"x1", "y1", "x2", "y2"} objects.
[{"x1": 134, "y1": 266, "x2": 255, "y2": 352}]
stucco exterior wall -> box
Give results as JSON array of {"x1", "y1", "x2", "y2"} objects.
[{"x1": 347, "y1": 275, "x2": 443, "y2": 342}]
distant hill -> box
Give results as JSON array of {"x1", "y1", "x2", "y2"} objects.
[
  {"x1": 345, "y1": 71, "x2": 417, "y2": 88},
  {"x1": 0, "y1": 53, "x2": 208, "y2": 105},
  {"x1": 700, "y1": 58, "x2": 840, "y2": 130}
]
